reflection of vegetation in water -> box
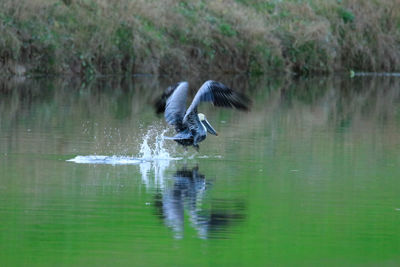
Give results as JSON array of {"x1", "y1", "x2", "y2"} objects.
[
  {"x1": 0, "y1": 76, "x2": 164, "y2": 155},
  {"x1": 2, "y1": 75, "x2": 400, "y2": 156},
  {"x1": 250, "y1": 75, "x2": 400, "y2": 130},
  {"x1": 203, "y1": 75, "x2": 400, "y2": 160}
]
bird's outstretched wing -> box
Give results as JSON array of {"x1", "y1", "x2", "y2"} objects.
[
  {"x1": 154, "y1": 82, "x2": 182, "y2": 114},
  {"x1": 183, "y1": 80, "x2": 251, "y2": 122},
  {"x1": 162, "y1": 81, "x2": 189, "y2": 130}
]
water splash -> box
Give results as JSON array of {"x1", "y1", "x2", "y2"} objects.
[
  {"x1": 68, "y1": 125, "x2": 180, "y2": 165},
  {"x1": 137, "y1": 127, "x2": 177, "y2": 189},
  {"x1": 139, "y1": 128, "x2": 172, "y2": 160}
]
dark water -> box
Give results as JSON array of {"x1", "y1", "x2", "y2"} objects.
[{"x1": 1, "y1": 75, "x2": 400, "y2": 266}]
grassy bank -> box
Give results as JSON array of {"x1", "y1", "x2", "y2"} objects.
[{"x1": 1, "y1": 0, "x2": 400, "y2": 77}]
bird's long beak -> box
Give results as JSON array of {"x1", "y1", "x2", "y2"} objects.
[{"x1": 203, "y1": 119, "x2": 218, "y2": 136}]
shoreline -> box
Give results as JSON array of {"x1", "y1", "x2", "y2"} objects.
[{"x1": 1, "y1": 0, "x2": 399, "y2": 77}]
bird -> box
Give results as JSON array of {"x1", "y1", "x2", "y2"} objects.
[{"x1": 154, "y1": 80, "x2": 251, "y2": 150}]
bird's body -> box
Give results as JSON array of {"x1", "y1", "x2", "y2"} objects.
[{"x1": 155, "y1": 80, "x2": 251, "y2": 150}]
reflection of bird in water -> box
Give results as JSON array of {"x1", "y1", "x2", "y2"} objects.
[
  {"x1": 154, "y1": 80, "x2": 251, "y2": 150},
  {"x1": 154, "y1": 166, "x2": 245, "y2": 239}
]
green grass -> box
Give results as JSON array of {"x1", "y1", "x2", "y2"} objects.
[{"x1": 0, "y1": 0, "x2": 399, "y2": 77}]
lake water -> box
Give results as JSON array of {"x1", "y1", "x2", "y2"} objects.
[{"x1": 1, "y1": 75, "x2": 400, "y2": 266}]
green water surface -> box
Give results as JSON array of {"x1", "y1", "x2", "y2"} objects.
[{"x1": 1, "y1": 76, "x2": 400, "y2": 266}]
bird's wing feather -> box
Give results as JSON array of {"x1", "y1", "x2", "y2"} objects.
[
  {"x1": 154, "y1": 82, "x2": 181, "y2": 114},
  {"x1": 183, "y1": 80, "x2": 251, "y2": 122},
  {"x1": 165, "y1": 81, "x2": 189, "y2": 128},
  {"x1": 185, "y1": 109, "x2": 204, "y2": 134}
]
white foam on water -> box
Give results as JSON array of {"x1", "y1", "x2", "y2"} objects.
[{"x1": 67, "y1": 155, "x2": 143, "y2": 165}]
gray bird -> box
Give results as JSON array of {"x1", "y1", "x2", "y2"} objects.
[{"x1": 155, "y1": 80, "x2": 251, "y2": 150}]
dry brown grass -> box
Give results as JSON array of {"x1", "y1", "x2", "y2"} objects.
[{"x1": 0, "y1": 0, "x2": 399, "y2": 76}]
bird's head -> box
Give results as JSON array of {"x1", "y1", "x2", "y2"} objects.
[{"x1": 198, "y1": 113, "x2": 218, "y2": 136}]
